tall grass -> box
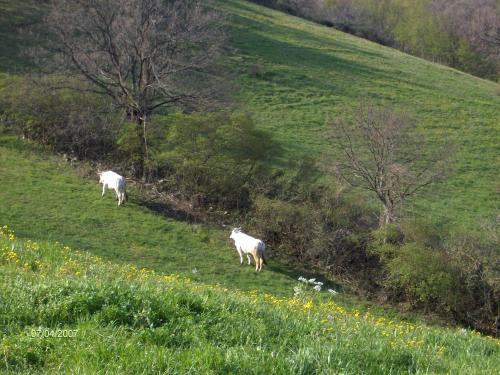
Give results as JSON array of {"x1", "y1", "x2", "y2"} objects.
[{"x1": 1, "y1": 227, "x2": 498, "y2": 374}]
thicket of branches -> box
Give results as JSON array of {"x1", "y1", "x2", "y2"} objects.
[{"x1": 328, "y1": 104, "x2": 450, "y2": 226}]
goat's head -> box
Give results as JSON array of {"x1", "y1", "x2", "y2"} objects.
[{"x1": 229, "y1": 227, "x2": 242, "y2": 240}]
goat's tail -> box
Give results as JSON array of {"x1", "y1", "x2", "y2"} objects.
[{"x1": 259, "y1": 241, "x2": 267, "y2": 265}]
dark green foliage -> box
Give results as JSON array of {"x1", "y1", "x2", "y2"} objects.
[
  {"x1": 148, "y1": 112, "x2": 281, "y2": 211},
  {"x1": 0, "y1": 77, "x2": 119, "y2": 160},
  {"x1": 369, "y1": 220, "x2": 499, "y2": 332},
  {"x1": 445, "y1": 223, "x2": 500, "y2": 332},
  {"x1": 385, "y1": 243, "x2": 460, "y2": 311},
  {"x1": 250, "y1": 188, "x2": 376, "y2": 283}
]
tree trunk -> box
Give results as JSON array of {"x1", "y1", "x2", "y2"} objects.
[
  {"x1": 140, "y1": 114, "x2": 149, "y2": 181},
  {"x1": 379, "y1": 205, "x2": 396, "y2": 227},
  {"x1": 127, "y1": 110, "x2": 150, "y2": 181}
]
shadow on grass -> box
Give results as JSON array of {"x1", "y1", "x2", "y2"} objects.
[
  {"x1": 0, "y1": 0, "x2": 39, "y2": 73},
  {"x1": 139, "y1": 199, "x2": 197, "y2": 224}
]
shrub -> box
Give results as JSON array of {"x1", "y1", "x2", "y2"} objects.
[
  {"x1": 0, "y1": 77, "x2": 120, "y2": 160},
  {"x1": 384, "y1": 242, "x2": 461, "y2": 313},
  {"x1": 250, "y1": 187, "x2": 375, "y2": 285},
  {"x1": 445, "y1": 222, "x2": 499, "y2": 332},
  {"x1": 369, "y1": 219, "x2": 499, "y2": 331},
  {"x1": 148, "y1": 112, "x2": 280, "y2": 212},
  {"x1": 250, "y1": 195, "x2": 318, "y2": 261}
]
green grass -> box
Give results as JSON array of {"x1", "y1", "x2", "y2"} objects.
[
  {"x1": 0, "y1": 135, "x2": 307, "y2": 296},
  {"x1": 216, "y1": 0, "x2": 500, "y2": 229},
  {"x1": 0, "y1": 0, "x2": 37, "y2": 73},
  {"x1": 1, "y1": 231, "x2": 498, "y2": 374},
  {"x1": 0, "y1": 1, "x2": 499, "y2": 372},
  {"x1": 1, "y1": 0, "x2": 499, "y2": 229}
]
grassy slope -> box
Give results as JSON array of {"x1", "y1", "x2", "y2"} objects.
[
  {"x1": 0, "y1": 136, "x2": 306, "y2": 296},
  {"x1": 0, "y1": 2, "x2": 498, "y2": 371},
  {"x1": 218, "y1": 0, "x2": 500, "y2": 228},
  {"x1": 1, "y1": 0, "x2": 498, "y2": 229},
  {"x1": 1, "y1": 232, "x2": 498, "y2": 374}
]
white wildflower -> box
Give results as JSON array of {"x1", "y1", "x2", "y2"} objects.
[
  {"x1": 328, "y1": 289, "x2": 338, "y2": 295},
  {"x1": 313, "y1": 285, "x2": 322, "y2": 292},
  {"x1": 298, "y1": 276, "x2": 308, "y2": 283},
  {"x1": 308, "y1": 278, "x2": 316, "y2": 284}
]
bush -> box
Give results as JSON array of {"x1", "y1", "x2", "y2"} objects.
[
  {"x1": 445, "y1": 222, "x2": 499, "y2": 332},
  {"x1": 147, "y1": 112, "x2": 280, "y2": 212},
  {"x1": 384, "y1": 242, "x2": 461, "y2": 313},
  {"x1": 250, "y1": 187, "x2": 375, "y2": 285},
  {"x1": 0, "y1": 77, "x2": 120, "y2": 160},
  {"x1": 369, "y1": 220, "x2": 499, "y2": 332},
  {"x1": 250, "y1": 196, "x2": 319, "y2": 261}
]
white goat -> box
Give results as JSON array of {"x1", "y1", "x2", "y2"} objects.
[
  {"x1": 98, "y1": 171, "x2": 127, "y2": 206},
  {"x1": 229, "y1": 228, "x2": 267, "y2": 272}
]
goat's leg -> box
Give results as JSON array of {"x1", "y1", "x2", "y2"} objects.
[
  {"x1": 101, "y1": 184, "x2": 107, "y2": 198},
  {"x1": 114, "y1": 188, "x2": 121, "y2": 205},
  {"x1": 252, "y1": 253, "x2": 259, "y2": 271},
  {"x1": 239, "y1": 251, "x2": 244, "y2": 265},
  {"x1": 246, "y1": 254, "x2": 252, "y2": 265}
]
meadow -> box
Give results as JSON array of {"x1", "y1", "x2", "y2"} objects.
[
  {"x1": 0, "y1": 134, "x2": 302, "y2": 296},
  {"x1": 1, "y1": 227, "x2": 499, "y2": 374},
  {"x1": 1, "y1": 0, "x2": 499, "y2": 230},
  {"x1": 0, "y1": 1, "x2": 499, "y2": 371},
  {"x1": 217, "y1": 0, "x2": 500, "y2": 229}
]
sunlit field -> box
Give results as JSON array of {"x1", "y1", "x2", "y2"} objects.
[
  {"x1": 1, "y1": 228, "x2": 498, "y2": 374},
  {"x1": 0, "y1": 0, "x2": 499, "y2": 372}
]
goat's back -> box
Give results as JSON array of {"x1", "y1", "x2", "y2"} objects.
[{"x1": 101, "y1": 171, "x2": 125, "y2": 190}]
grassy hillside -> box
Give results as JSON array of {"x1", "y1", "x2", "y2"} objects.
[
  {"x1": 1, "y1": 229, "x2": 498, "y2": 374},
  {"x1": 217, "y1": 0, "x2": 500, "y2": 228},
  {"x1": 1, "y1": 0, "x2": 499, "y2": 229},
  {"x1": 0, "y1": 135, "x2": 306, "y2": 296},
  {"x1": 0, "y1": 2, "x2": 499, "y2": 370}
]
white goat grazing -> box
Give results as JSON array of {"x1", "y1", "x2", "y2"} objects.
[
  {"x1": 98, "y1": 171, "x2": 127, "y2": 206},
  {"x1": 229, "y1": 228, "x2": 267, "y2": 272}
]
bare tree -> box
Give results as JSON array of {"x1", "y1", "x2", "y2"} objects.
[
  {"x1": 328, "y1": 104, "x2": 451, "y2": 226},
  {"x1": 34, "y1": 0, "x2": 228, "y2": 178},
  {"x1": 473, "y1": 5, "x2": 500, "y2": 48}
]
